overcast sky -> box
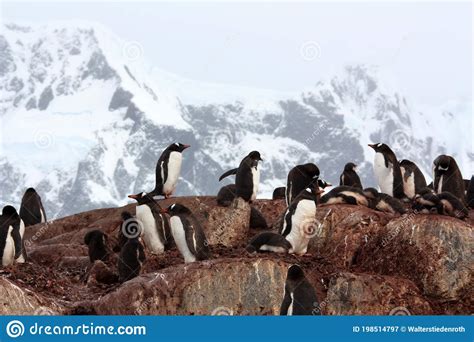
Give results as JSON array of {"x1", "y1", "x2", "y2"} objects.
[{"x1": 1, "y1": 1, "x2": 472, "y2": 108}]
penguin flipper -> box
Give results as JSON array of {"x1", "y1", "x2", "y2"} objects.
[
  {"x1": 218, "y1": 168, "x2": 238, "y2": 181},
  {"x1": 11, "y1": 227, "x2": 22, "y2": 260}
]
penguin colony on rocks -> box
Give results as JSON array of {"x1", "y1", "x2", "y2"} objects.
[{"x1": 1, "y1": 139, "x2": 472, "y2": 316}]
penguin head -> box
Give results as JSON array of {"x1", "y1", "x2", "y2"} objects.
[
  {"x1": 287, "y1": 265, "x2": 305, "y2": 281},
  {"x1": 247, "y1": 151, "x2": 263, "y2": 161},
  {"x1": 161, "y1": 203, "x2": 192, "y2": 216},
  {"x1": 368, "y1": 143, "x2": 392, "y2": 153},
  {"x1": 363, "y1": 187, "x2": 379, "y2": 199},
  {"x1": 2, "y1": 205, "x2": 19, "y2": 219},
  {"x1": 344, "y1": 162, "x2": 357, "y2": 172},
  {"x1": 433, "y1": 155, "x2": 452, "y2": 173},
  {"x1": 301, "y1": 163, "x2": 320, "y2": 178},
  {"x1": 128, "y1": 192, "x2": 154, "y2": 205},
  {"x1": 168, "y1": 142, "x2": 191, "y2": 153}
]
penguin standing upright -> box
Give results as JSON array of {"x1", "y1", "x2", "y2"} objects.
[
  {"x1": 128, "y1": 192, "x2": 171, "y2": 254},
  {"x1": 399, "y1": 159, "x2": 427, "y2": 199},
  {"x1": 84, "y1": 230, "x2": 108, "y2": 263},
  {"x1": 280, "y1": 186, "x2": 320, "y2": 255},
  {"x1": 280, "y1": 265, "x2": 320, "y2": 315},
  {"x1": 219, "y1": 151, "x2": 262, "y2": 202},
  {"x1": 368, "y1": 143, "x2": 405, "y2": 199},
  {"x1": 286, "y1": 163, "x2": 320, "y2": 205},
  {"x1": 0, "y1": 206, "x2": 26, "y2": 265},
  {"x1": 118, "y1": 236, "x2": 146, "y2": 283},
  {"x1": 432, "y1": 155, "x2": 465, "y2": 201},
  {"x1": 149, "y1": 143, "x2": 190, "y2": 198},
  {"x1": 339, "y1": 162, "x2": 362, "y2": 189},
  {"x1": 19, "y1": 188, "x2": 47, "y2": 227},
  {"x1": 161, "y1": 204, "x2": 210, "y2": 263}
]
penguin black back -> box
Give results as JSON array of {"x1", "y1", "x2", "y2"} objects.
[
  {"x1": 286, "y1": 163, "x2": 320, "y2": 205},
  {"x1": 399, "y1": 159, "x2": 427, "y2": 199},
  {"x1": 84, "y1": 230, "x2": 109, "y2": 263},
  {"x1": 118, "y1": 237, "x2": 146, "y2": 282},
  {"x1": 216, "y1": 184, "x2": 237, "y2": 207},
  {"x1": 272, "y1": 187, "x2": 286, "y2": 200},
  {"x1": 432, "y1": 155, "x2": 465, "y2": 201},
  {"x1": 280, "y1": 265, "x2": 320, "y2": 315},
  {"x1": 19, "y1": 188, "x2": 47, "y2": 227},
  {"x1": 339, "y1": 162, "x2": 362, "y2": 189},
  {"x1": 467, "y1": 176, "x2": 474, "y2": 208}
]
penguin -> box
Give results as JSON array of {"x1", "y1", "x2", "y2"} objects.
[
  {"x1": 280, "y1": 186, "x2": 320, "y2": 255},
  {"x1": 249, "y1": 207, "x2": 268, "y2": 229},
  {"x1": 320, "y1": 186, "x2": 370, "y2": 207},
  {"x1": 19, "y1": 188, "x2": 47, "y2": 227},
  {"x1": 280, "y1": 265, "x2": 320, "y2": 315},
  {"x1": 118, "y1": 236, "x2": 146, "y2": 283},
  {"x1": 272, "y1": 187, "x2": 286, "y2": 200},
  {"x1": 286, "y1": 163, "x2": 320, "y2": 205},
  {"x1": 399, "y1": 159, "x2": 427, "y2": 199},
  {"x1": 246, "y1": 232, "x2": 292, "y2": 253},
  {"x1": 466, "y1": 176, "x2": 474, "y2": 208},
  {"x1": 149, "y1": 143, "x2": 190, "y2": 198},
  {"x1": 412, "y1": 187, "x2": 442, "y2": 214},
  {"x1": 216, "y1": 184, "x2": 237, "y2": 207},
  {"x1": 0, "y1": 206, "x2": 26, "y2": 265},
  {"x1": 339, "y1": 162, "x2": 362, "y2": 189},
  {"x1": 219, "y1": 151, "x2": 262, "y2": 202},
  {"x1": 161, "y1": 204, "x2": 210, "y2": 263},
  {"x1": 368, "y1": 143, "x2": 405, "y2": 199},
  {"x1": 437, "y1": 192, "x2": 469, "y2": 220},
  {"x1": 84, "y1": 230, "x2": 108, "y2": 263},
  {"x1": 432, "y1": 155, "x2": 465, "y2": 201},
  {"x1": 463, "y1": 179, "x2": 470, "y2": 195},
  {"x1": 117, "y1": 211, "x2": 134, "y2": 251},
  {"x1": 363, "y1": 188, "x2": 407, "y2": 214},
  {"x1": 128, "y1": 192, "x2": 171, "y2": 254}
]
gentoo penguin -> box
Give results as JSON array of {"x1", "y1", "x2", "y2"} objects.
[
  {"x1": 249, "y1": 207, "x2": 268, "y2": 229},
  {"x1": 466, "y1": 176, "x2": 474, "y2": 208},
  {"x1": 0, "y1": 206, "x2": 26, "y2": 265},
  {"x1": 432, "y1": 155, "x2": 465, "y2": 201},
  {"x1": 118, "y1": 236, "x2": 145, "y2": 283},
  {"x1": 399, "y1": 159, "x2": 427, "y2": 199},
  {"x1": 285, "y1": 163, "x2": 320, "y2": 205},
  {"x1": 219, "y1": 151, "x2": 262, "y2": 202},
  {"x1": 320, "y1": 186, "x2": 370, "y2": 207},
  {"x1": 149, "y1": 143, "x2": 190, "y2": 198},
  {"x1": 216, "y1": 184, "x2": 236, "y2": 207},
  {"x1": 368, "y1": 143, "x2": 405, "y2": 199},
  {"x1": 117, "y1": 211, "x2": 134, "y2": 251},
  {"x1": 19, "y1": 188, "x2": 47, "y2": 227},
  {"x1": 246, "y1": 232, "x2": 292, "y2": 253},
  {"x1": 412, "y1": 188, "x2": 442, "y2": 214},
  {"x1": 339, "y1": 162, "x2": 362, "y2": 189},
  {"x1": 161, "y1": 204, "x2": 210, "y2": 263},
  {"x1": 128, "y1": 192, "x2": 171, "y2": 254},
  {"x1": 363, "y1": 188, "x2": 406, "y2": 214},
  {"x1": 280, "y1": 186, "x2": 320, "y2": 255},
  {"x1": 437, "y1": 192, "x2": 469, "y2": 220},
  {"x1": 84, "y1": 230, "x2": 108, "y2": 263},
  {"x1": 280, "y1": 265, "x2": 320, "y2": 315},
  {"x1": 272, "y1": 187, "x2": 286, "y2": 200}
]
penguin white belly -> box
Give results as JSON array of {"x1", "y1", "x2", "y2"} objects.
[
  {"x1": 163, "y1": 152, "x2": 183, "y2": 195},
  {"x1": 437, "y1": 175, "x2": 443, "y2": 194},
  {"x1": 40, "y1": 209, "x2": 46, "y2": 223},
  {"x1": 170, "y1": 216, "x2": 196, "y2": 263},
  {"x1": 287, "y1": 292, "x2": 294, "y2": 316},
  {"x1": 2, "y1": 227, "x2": 15, "y2": 266},
  {"x1": 136, "y1": 205, "x2": 165, "y2": 254},
  {"x1": 251, "y1": 166, "x2": 260, "y2": 201},
  {"x1": 285, "y1": 200, "x2": 316, "y2": 255},
  {"x1": 15, "y1": 220, "x2": 25, "y2": 263},
  {"x1": 374, "y1": 153, "x2": 394, "y2": 196},
  {"x1": 401, "y1": 169, "x2": 416, "y2": 199},
  {"x1": 260, "y1": 245, "x2": 287, "y2": 253}
]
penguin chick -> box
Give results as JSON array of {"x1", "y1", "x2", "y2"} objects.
[
  {"x1": 339, "y1": 162, "x2": 362, "y2": 189},
  {"x1": 249, "y1": 207, "x2": 268, "y2": 229},
  {"x1": 412, "y1": 188, "x2": 442, "y2": 214},
  {"x1": 280, "y1": 265, "x2": 321, "y2": 315},
  {"x1": 432, "y1": 154, "x2": 465, "y2": 201},
  {"x1": 19, "y1": 188, "x2": 47, "y2": 227},
  {"x1": 320, "y1": 186, "x2": 369, "y2": 207},
  {"x1": 84, "y1": 230, "x2": 108, "y2": 263},
  {"x1": 246, "y1": 232, "x2": 292, "y2": 253},
  {"x1": 272, "y1": 187, "x2": 286, "y2": 200},
  {"x1": 216, "y1": 184, "x2": 237, "y2": 207},
  {"x1": 362, "y1": 188, "x2": 406, "y2": 214},
  {"x1": 118, "y1": 237, "x2": 146, "y2": 283},
  {"x1": 437, "y1": 192, "x2": 468, "y2": 220}
]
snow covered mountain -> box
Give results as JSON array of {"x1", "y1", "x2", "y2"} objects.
[{"x1": 0, "y1": 22, "x2": 471, "y2": 218}]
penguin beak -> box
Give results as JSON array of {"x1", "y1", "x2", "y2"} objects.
[
  {"x1": 368, "y1": 144, "x2": 376, "y2": 149},
  {"x1": 183, "y1": 144, "x2": 191, "y2": 149},
  {"x1": 128, "y1": 194, "x2": 139, "y2": 200},
  {"x1": 326, "y1": 182, "x2": 333, "y2": 187}
]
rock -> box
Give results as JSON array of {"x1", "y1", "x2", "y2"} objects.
[
  {"x1": 58, "y1": 256, "x2": 90, "y2": 270},
  {"x1": 206, "y1": 198, "x2": 251, "y2": 247},
  {"x1": 354, "y1": 214, "x2": 473, "y2": 300},
  {"x1": 28, "y1": 244, "x2": 87, "y2": 264},
  {"x1": 308, "y1": 204, "x2": 391, "y2": 268},
  {"x1": 91, "y1": 258, "x2": 289, "y2": 315},
  {"x1": 0, "y1": 278, "x2": 62, "y2": 315},
  {"x1": 325, "y1": 272, "x2": 432, "y2": 315},
  {"x1": 86, "y1": 260, "x2": 118, "y2": 286}
]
